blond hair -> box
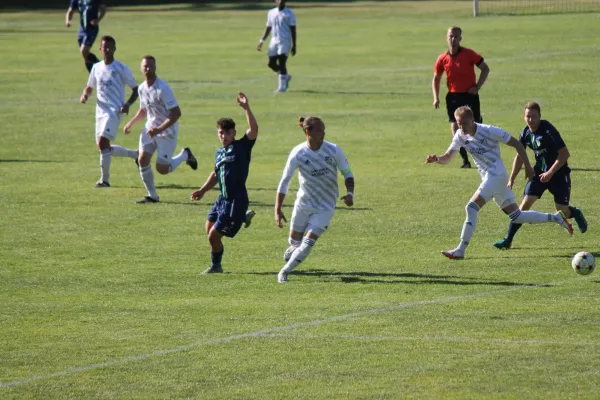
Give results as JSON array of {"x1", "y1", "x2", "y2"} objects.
[
  {"x1": 454, "y1": 106, "x2": 474, "y2": 120},
  {"x1": 524, "y1": 101, "x2": 541, "y2": 115},
  {"x1": 298, "y1": 116, "x2": 323, "y2": 132}
]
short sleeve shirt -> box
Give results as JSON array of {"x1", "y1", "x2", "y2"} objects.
[{"x1": 434, "y1": 47, "x2": 484, "y2": 93}]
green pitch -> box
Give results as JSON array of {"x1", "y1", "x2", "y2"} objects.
[{"x1": 1, "y1": 2, "x2": 599, "y2": 398}]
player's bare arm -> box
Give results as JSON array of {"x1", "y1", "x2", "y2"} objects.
[
  {"x1": 147, "y1": 106, "x2": 181, "y2": 137},
  {"x1": 540, "y1": 146, "x2": 570, "y2": 183},
  {"x1": 124, "y1": 108, "x2": 147, "y2": 134},
  {"x1": 80, "y1": 87, "x2": 93, "y2": 103},
  {"x1": 508, "y1": 154, "x2": 524, "y2": 189},
  {"x1": 432, "y1": 73, "x2": 442, "y2": 109},
  {"x1": 65, "y1": 7, "x2": 74, "y2": 27},
  {"x1": 257, "y1": 26, "x2": 272, "y2": 51},
  {"x1": 274, "y1": 192, "x2": 288, "y2": 228},
  {"x1": 340, "y1": 177, "x2": 355, "y2": 207},
  {"x1": 291, "y1": 26, "x2": 297, "y2": 56},
  {"x1": 120, "y1": 86, "x2": 139, "y2": 114},
  {"x1": 191, "y1": 172, "x2": 218, "y2": 201},
  {"x1": 506, "y1": 137, "x2": 534, "y2": 180},
  {"x1": 469, "y1": 61, "x2": 490, "y2": 95},
  {"x1": 237, "y1": 92, "x2": 259, "y2": 140},
  {"x1": 426, "y1": 149, "x2": 457, "y2": 165}
]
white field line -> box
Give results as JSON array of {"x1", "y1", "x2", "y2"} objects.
[
  {"x1": 0, "y1": 275, "x2": 591, "y2": 389},
  {"x1": 262, "y1": 333, "x2": 600, "y2": 347}
]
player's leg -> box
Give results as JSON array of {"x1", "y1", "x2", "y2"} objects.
[
  {"x1": 202, "y1": 203, "x2": 223, "y2": 273},
  {"x1": 154, "y1": 136, "x2": 177, "y2": 175},
  {"x1": 136, "y1": 131, "x2": 159, "y2": 203},
  {"x1": 493, "y1": 195, "x2": 538, "y2": 249},
  {"x1": 446, "y1": 93, "x2": 471, "y2": 168},
  {"x1": 79, "y1": 27, "x2": 99, "y2": 72},
  {"x1": 550, "y1": 172, "x2": 587, "y2": 233},
  {"x1": 109, "y1": 115, "x2": 138, "y2": 160},
  {"x1": 282, "y1": 205, "x2": 309, "y2": 262},
  {"x1": 502, "y1": 194, "x2": 573, "y2": 235},
  {"x1": 441, "y1": 191, "x2": 487, "y2": 260},
  {"x1": 203, "y1": 199, "x2": 247, "y2": 274},
  {"x1": 170, "y1": 147, "x2": 197, "y2": 172},
  {"x1": 94, "y1": 116, "x2": 118, "y2": 187}
]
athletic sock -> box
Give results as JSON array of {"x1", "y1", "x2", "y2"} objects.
[
  {"x1": 169, "y1": 149, "x2": 188, "y2": 172},
  {"x1": 100, "y1": 148, "x2": 111, "y2": 183},
  {"x1": 282, "y1": 237, "x2": 316, "y2": 273},
  {"x1": 139, "y1": 165, "x2": 158, "y2": 199},
  {"x1": 111, "y1": 145, "x2": 138, "y2": 159}
]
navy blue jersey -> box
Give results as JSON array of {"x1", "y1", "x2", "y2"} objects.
[
  {"x1": 214, "y1": 135, "x2": 256, "y2": 200},
  {"x1": 519, "y1": 120, "x2": 569, "y2": 174},
  {"x1": 70, "y1": 0, "x2": 104, "y2": 29}
]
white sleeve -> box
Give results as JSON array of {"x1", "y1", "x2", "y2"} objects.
[
  {"x1": 448, "y1": 131, "x2": 463, "y2": 152},
  {"x1": 160, "y1": 83, "x2": 178, "y2": 110},
  {"x1": 289, "y1": 10, "x2": 296, "y2": 26},
  {"x1": 86, "y1": 65, "x2": 97, "y2": 88},
  {"x1": 122, "y1": 65, "x2": 138, "y2": 89},
  {"x1": 266, "y1": 10, "x2": 272, "y2": 27},
  {"x1": 489, "y1": 126, "x2": 512, "y2": 144},
  {"x1": 335, "y1": 145, "x2": 352, "y2": 179},
  {"x1": 277, "y1": 150, "x2": 298, "y2": 194},
  {"x1": 139, "y1": 87, "x2": 147, "y2": 109}
]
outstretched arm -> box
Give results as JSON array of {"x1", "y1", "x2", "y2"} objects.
[
  {"x1": 237, "y1": 92, "x2": 258, "y2": 140},
  {"x1": 191, "y1": 172, "x2": 219, "y2": 201},
  {"x1": 124, "y1": 108, "x2": 147, "y2": 134},
  {"x1": 425, "y1": 149, "x2": 458, "y2": 165}
]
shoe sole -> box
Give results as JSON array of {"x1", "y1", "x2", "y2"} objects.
[
  {"x1": 441, "y1": 251, "x2": 464, "y2": 260},
  {"x1": 185, "y1": 148, "x2": 198, "y2": 171},
  {"x1": 559, "y1": 211, "x2": 574, "y2": 235}
]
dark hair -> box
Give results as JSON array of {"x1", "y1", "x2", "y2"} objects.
[
  {"x1": 298, "y1": 116, "x2": 323, "y2": 132},
  {"x1": 525, "y1": 101, "x2": 541, "y2": 115},
  {"x1": 448, "y1": 26, "x2": 462, "y2": 36},
  {"x1": 101, "y1": 35, "x2": 116, "y2": 46},
  {"x1": 142, "y1": 55, "x2": 156, "y2": 63},
  {"x1": 217, "y1": 118, "x2": 236, "y2": 131}
]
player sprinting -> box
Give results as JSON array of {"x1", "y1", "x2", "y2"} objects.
[
  {"x1": 257, "y1": 0, "x2": 297, "y2": 93},
  {"x1": 66, "y1": 0, "x2": 106, "y2": 72},
  {"x1": 190, "y1": 92, "x2": 258, "y2": 274},
  {"x1": 425, "y1": 106, "x2": 573, "y2": 260},
  {"x1": 123, "y1": 55, "x2": 197, "y2": 204},
  {"x1": 493, "y1": 102, "x2": 587, "y2": 249},
  {"x1": 275, "y1": 117, "x2": 355, "y2": 283},
  {"x1": 79, "y1": 35, "x2": 139, "y2": 188}
]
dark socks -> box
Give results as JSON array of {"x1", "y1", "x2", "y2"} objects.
[
  {"x1": 211, "y1": 249, "x2": 224, "y2": 267},
  {"x1": 505, "y1": 222, "x2": 522, "y2": 242},
  {"x1": 459, "y1": 147, "x2": 470, "y2": 164}
]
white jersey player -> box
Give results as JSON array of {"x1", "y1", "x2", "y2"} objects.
[
  {"x1": 257, "y1": 0, "x2": 297, "y2": 93},
  {"x1": 80, "y1": 35, "x2": 139, "y2": 188},
  {"x1": 425, "y1": 106, "x2": 573, "y2": 259},
  {"x1": 275, "y1": 117, "x2": 355, "y2": 283},
  {"x1": 123, "y1": 55, "x2": 197, "y2": 204}
]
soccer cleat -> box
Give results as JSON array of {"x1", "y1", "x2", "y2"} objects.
[
  {"x1": 493, "y1": 238, "x2": 512, "y2": 250},
  {"x1": 184, "y1": 147, "x2": 198, "y2": 170},
  {"x1": 571, "y1": 208, "x2": 588, "y2": 233},
  {"x1": 136, "y1": 196, "x2": 160, "y2": 204},
  {"x1": 277, "y1": 270, "x2": 288, "y2": 283},
  {"x1": 244, "y1": 209, "x2": 256, "y2": 228},
  {"x1": 202, "y1": 265, "x2": 223, "y2": 274},
  {"x1": 284, "y1": 75, "x2": 292, "y2": 90},
  {"x1": 460, "y1": 162, "x2": 472, "y2": 169},
  {"x1": 283, "y1": 246, "x2": 296, "y2": 262},
  {"x1": 94, "y1": 181, "x2": 110, "y2": 188},
  {"x1": 441, "y1": 250, "x2": 464, "y2": 260},
  {"x1": 556, "y1": 211, "x2": 574, "y2": 235}
]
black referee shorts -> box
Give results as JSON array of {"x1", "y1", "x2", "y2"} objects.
[{"x1": 446, "y1": 92, "x2": 482, "y2": 123}]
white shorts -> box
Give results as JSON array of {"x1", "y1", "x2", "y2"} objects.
[
  {"x1": 476, "y1": 174, "x2": 516, "y2": 209},
  {"x1": 291, "y1": 204, "x2": 335, "y2": 236},
  {"x1": 139, "y1": 129, "x2": 178, "y2": 165},
  {"x1": 268, "y1": 42, "x2": 291, "y2": 57},
  {"x1": 95, "y1": 115, "x2": 121, "y2": 141}
]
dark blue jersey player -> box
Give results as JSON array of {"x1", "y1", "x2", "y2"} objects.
[
  {"x1": 191, "y1": 92, "x2": 259, "y2": 274},
  {"x1": 494, "y1": 102, "x2": 587, "y2": 249},
  {"x1": 65, "y1": 0, "x2": 106, "y2": 72}
]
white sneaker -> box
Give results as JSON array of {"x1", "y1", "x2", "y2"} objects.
[
  {"x1": 277, "y1": 270, "x2": 288, "y2": 283},
  {"x1": 283, "y1": 246, "x2": 296, "y2": 262},
  {"x1": 284, "y1": 74, "x2": 292, "y2": 90},
  {"x1": 555, "y1": 211, "x2": 574, "y2": 235},
  {"x1": 441, "y1": 249, "x2": 464, "y2": 260}
]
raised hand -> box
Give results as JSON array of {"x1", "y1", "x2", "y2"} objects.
[{"x1": 236, "y1": 92, "x2": 249, "y2": 109}]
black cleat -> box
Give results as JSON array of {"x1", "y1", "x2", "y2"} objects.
[
  {"x1": 571, "y1": 208, "x2": 588, "y2": 233},
  {"x1": 136, "y1": 196, "x2": 160, "y2": 204},
  {"x1": 202, "y1": 265, "x2": 223, "y2": 274},
  {"x1": 460, "y1": 162, "x2": 472, "y2": 169},
  {"x1": 94, "y1": 181, "x2": 110, "y2": 188},
  {"x1": 184, "y1": 147, "x2": 198, "y2": 170},
  {"x1": 244, "y1": 210, "x2": 256, "y2": 228}
]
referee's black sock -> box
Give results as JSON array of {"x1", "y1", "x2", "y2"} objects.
[
  {"x1": 85, "y1": 53, "x2": 99, "y2": 72},
  {"x1": 459, "y1": 147, "x2": 470, "y2": 164}
]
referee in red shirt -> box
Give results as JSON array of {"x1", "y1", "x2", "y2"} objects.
[{"x1": 432, "y1": 26, "x2": 490, "y2": 168}]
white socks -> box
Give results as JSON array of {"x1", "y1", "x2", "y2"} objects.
[
  {"x1": 100, "y1": 148, "x2": 111, "y2": 183},
  {"x1": 110, "y1": 145, "x2": 137, "y2": 159},
  {"x1": 169, "y1": 149, "x2": 188, "y2": 172},
  {"x1": 282, "y1": 237, "x2": 316, "y2": 273},
  {"x1": 509, "y1": 209, "x2": 554, "y2": 224},
  {"x1": 139, "y1": 165, "x2": 158, "y2": 200},
  {"x1": 456, "y1": 201, "x2": 480, "y2": 254},
  {"x1": 277, "y1": 74, "x2": 286, "y2": 91}
]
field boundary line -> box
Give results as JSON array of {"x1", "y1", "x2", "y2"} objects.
[{"x1": 0, "y1": 275, "x2": 590, "y2": 389}]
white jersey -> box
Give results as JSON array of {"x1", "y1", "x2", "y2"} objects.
[
  {"x1": 277, "y1": 141, "x2": 352, "y2": 212},
  {"x1": 138, "y1": 77, "x2": 179, "y2": 139},
  {"x1": 449, "y1": 123, "x2": 512, "y2": 178},
  {"x1": 266, "y1": 6, "x2": 296, "y2": 46},
  {"x1": 87, "y1": 60, "x2": 137, "y2": 119}
]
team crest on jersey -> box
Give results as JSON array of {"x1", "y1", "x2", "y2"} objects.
[{"x1": 324, "y1": 156, "x2": 334, "y2": 166}]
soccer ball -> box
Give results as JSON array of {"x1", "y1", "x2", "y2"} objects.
[{"x1": 571, "y1": 252, "x2": 595, "y2": 275}]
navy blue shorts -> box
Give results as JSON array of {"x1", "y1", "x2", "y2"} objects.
[
  {"x1": 78, "y1": 26, "x2": 99, "y2": 47},
  {"x1": 207, "y1": 196, "x2": 248, "y2": 238},
  {"x1": 524, "y1": 172, "x2": 571, "y2": 205},
  {"x1": 446, "y1": 92, "x2": 482, "y2": 123}
]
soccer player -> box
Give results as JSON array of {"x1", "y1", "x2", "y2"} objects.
[
  {"x1": 80, "y1": 35, "x2": 139, "y2": 188},
  {"x1": 257, "y1": 0, "x2": 297, "y2": 93},
  {"x1": 275, "y1": 117, "x2": 355, "y2": 283},
  {"x1": 123, "y1": 55, "x2": 197, "y2": 204},
  {"x1": 425, "y1": 106, "x2": 573, "y2": 260},
  {"x1": 493, "y1": 102, "x2": 587, "y2": 249},
  {"x1": 66, "y1": 0, "x2": 107, "y2": 72},
  {"x1": 432, "y1": 26, "x2": 490, "y2": 169},
  {"x1": 190, "y1": 92, "x2": 258, "y2": 274}
]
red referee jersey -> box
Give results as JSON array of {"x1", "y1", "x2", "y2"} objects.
[{"x1": 434, "y1": 47, "x2": 483, "y2": 93}]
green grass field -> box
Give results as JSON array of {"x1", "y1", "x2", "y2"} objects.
[{"x1": 1, "y1": 1, "x2": 599, "y2": 398}]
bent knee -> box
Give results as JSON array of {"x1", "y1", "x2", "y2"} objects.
[{"x1": 155, "y1": 164, "x2": 170, "y2": 175}]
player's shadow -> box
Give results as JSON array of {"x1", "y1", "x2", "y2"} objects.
[
  {"x1": 247, "y1": 201, "x2": 371, "y2": 211},
  {"x1": 0, "y1": 159, "x2": 59, "y2": 163},
  {"x1": 571, "y1": 168, "x2": 600, "y2": 172}
]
